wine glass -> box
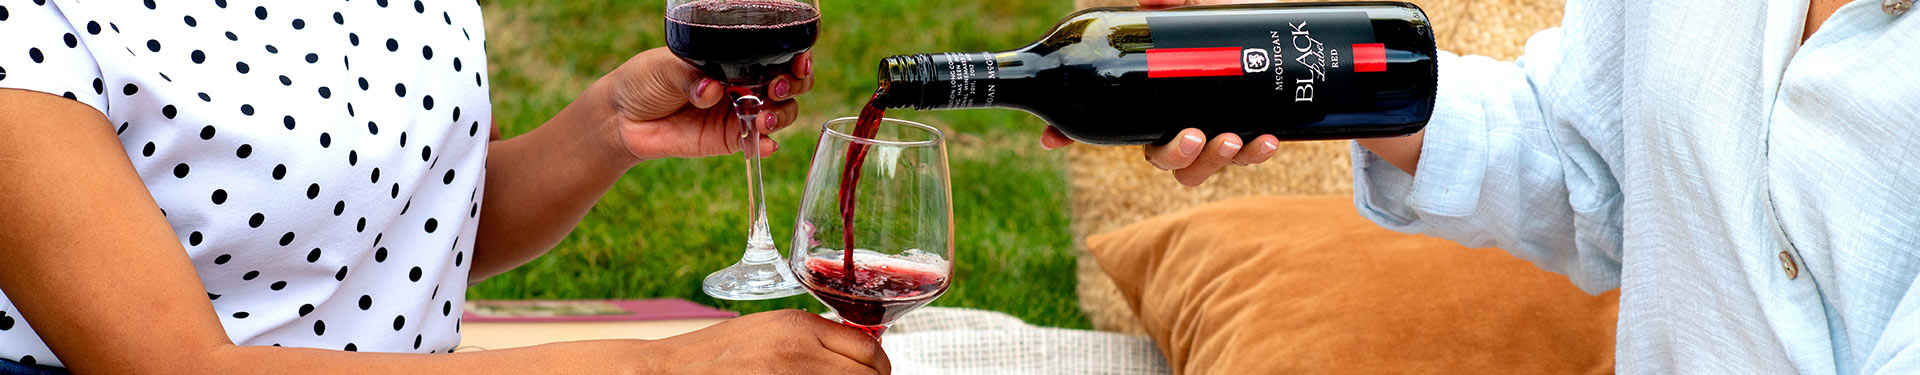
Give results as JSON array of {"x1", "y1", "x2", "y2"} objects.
[
  {"x1": 790, "y1": 116, "x2": 953, "y2": 340},
  {"x1": 666, "y1": 0, "x2": 820, "y2": 300}
]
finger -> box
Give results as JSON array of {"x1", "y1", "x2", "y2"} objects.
[
  {"x1": 765, "y1": 74, "x2": 814, "y2": 101},
  {"x1": 788, "y1": 71, "x2": 815, "y2": 98},
  {"x1": 702, "y1": 106, "x2": 747, "y2": 155},
  {"x1": 624, "y1": 49, "x2": 718, "y2": 119},
  {"x1": 754, "y1": 135, "x2": 778, "y2": 157},
  {"x1": 1172, "y1": 133, "x2": 1243, "y2": 186},
  {"x1": 1233, "y1": 134, "x2": 1280, "y2": 166},
  {"x1": 791, "y1": 51, "x2": 814, "y2": 79},
  {"x1": 814, "y1": 338, "x2": 890, "y2": 375},
  {"x1": 1144, "y1": 128, "x2": 1206, "y2": 170},
  {"x1": 804, "y1": 317, "x2": 888, "y2": 372},
  {"x1": 687, "y1": 77, "x2": 725, "y2": 109},
  {"x1": 1040, "y1": 126, "x2": 1076, "y2": 150},
  {"x1": 719, "y1": 130, "x2": 773, "y2": 158},
  {"x1": 814, "y1": 348, "x2": 887, "y2": 375},
  {"x1": 873, "y1": 344, "x2": 892, "y2": 375},
  {"x1": 768, "y1": 75, "x2": 797, "y2": 102},
  {"x1": 760, "y1": 100, "x2": 801, "y2": 133},
  {"x1": 1137, "y1": 0, "x2": 1189, "y2": 7}
]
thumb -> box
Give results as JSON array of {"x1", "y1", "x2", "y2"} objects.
[
  {"x1": 685, "y1": 76, "x2": 724, "y2": 109},
  {"x1": 1040, "y1": 126, "x2": 1076, "y2": 150},
  {"x1": 1145, "y1": 128, "x2": 1206, "y2": 170},
  {"x1": 617, "y1": 48, "x2": 723, "y2": 121}
]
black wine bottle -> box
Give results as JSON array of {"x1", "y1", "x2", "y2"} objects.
[{"x1": 871, "y1": 1, "x2": 1437, "y2": 145}]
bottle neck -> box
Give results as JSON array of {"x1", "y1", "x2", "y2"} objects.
[{"x1": 876, "y1": 52, "x2": 1014, "y2": 110}]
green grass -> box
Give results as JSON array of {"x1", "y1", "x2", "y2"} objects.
[{"x1": 470, "y1": 0, "x2": 1089, "y2": 328}]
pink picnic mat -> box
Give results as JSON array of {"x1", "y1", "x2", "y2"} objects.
[{"x1": 461, "y1": 298, "x2": 738, "y2": 323}]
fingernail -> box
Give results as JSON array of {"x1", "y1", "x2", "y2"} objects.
[
  {"x1": 695, "y1": 78, "x2": 713, "y2": 96},
  {"x1": 1220, "y1": 140, "x2": 1242, "y2": 158},
  {"x1": 1263, "y1": 141, "x2": 1278, "y2": 154},
  {"x1": 800, "y1": 57, "x2": 813, "y2": 77},
  {"x1": 773, "y1": 79, "x2": 791, "y2": 98},
  {"x1": 1042, "y1": 142, "x2": 1058, "y2": 151},
  {"x1": 1180, "y1": 134, "x2": 1204, "y2": 155},
  {"x1": 765, "y1": 112, "x2": 780, "y2": 130}
]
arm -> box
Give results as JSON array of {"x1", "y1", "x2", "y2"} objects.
[
  {"x1": 1865, "y1": 275, "x2": 1920, "y2": 373},
  {"x1": 0, "y1": 91, "x2": 882, "y2": 375},
  {"x1": 1109, "y1": 0, "x2": 1628, "y2": 292},
  {"x1": 0, "y1": 89, "x2": 647, "y2": 374},
  {"x1": 1351, "y1": 16, "x2": 1628, "y2": 294},
  {"x1": 1354, "y1": 132, "x2": 1423, "y2": 174},
  {"x1": 467, "y1": 48, "x2": 811, "y2": 282}
]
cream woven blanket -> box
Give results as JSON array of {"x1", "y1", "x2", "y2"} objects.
[{"x1": 872, "y1": 308, "x2": 1170, "y2": 375}]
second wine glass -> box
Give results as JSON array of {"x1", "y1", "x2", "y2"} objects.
[
  {"x1": 665, "y1": 0, "x2": 820, "y2": 300},
  {"x1": 791, "y1": 117, "x2": 953, "y2": 341}
]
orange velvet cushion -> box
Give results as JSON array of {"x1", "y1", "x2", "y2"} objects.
[{"x1": 1086, "y1": 195, "x2": 1619, "y2": 374}]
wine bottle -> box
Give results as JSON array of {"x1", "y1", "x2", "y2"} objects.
[{"x1": 871, "y1": 1, "x2": 1437, "y2": 145}]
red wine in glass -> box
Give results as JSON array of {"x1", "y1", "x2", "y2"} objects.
[
  {"x1": 796, "y1": 115, "x2": 952, "y2": 340},
  {"x1": 666, "y1": 0, "x2": 820, "y2": 85},
  {"x1": 799, "y1": 256, "x2": 949, "y2": 338}
]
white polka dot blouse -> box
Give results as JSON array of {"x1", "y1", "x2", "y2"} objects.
[{"x1": 0, "y1": 0, "x2": 492, "y2": 367}]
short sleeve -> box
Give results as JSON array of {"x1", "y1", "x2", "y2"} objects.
[{"x1": 0, "y1": 0, "x2": 109, "y2": 115}]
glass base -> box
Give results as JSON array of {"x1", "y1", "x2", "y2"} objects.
[{"x1": 702, "y1": 253, "x2": 804, "y2": 300}]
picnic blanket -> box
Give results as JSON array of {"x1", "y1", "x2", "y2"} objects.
[{"x1": 875, "y1": 308, "x2": 1170, "y2": 375}]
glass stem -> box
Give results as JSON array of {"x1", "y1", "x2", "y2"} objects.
[
  {"x1": 844, "y1": 321, "x2": 889, "y2": 342},
  {"x1": 733, "y1": 90, "x2": 778, "y2": 262}
]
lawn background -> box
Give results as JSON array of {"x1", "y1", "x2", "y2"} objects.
[{"x1": 471, "y1": 0, "x2": 1090, "y2": 329}]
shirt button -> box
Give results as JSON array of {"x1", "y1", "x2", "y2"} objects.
[
  {"x1": 1889, "y1": 0, "x2": 1913, "y2": 16},
  {"x1": 1779, "y1": 251, "x2": 1799, "y2": 280}
]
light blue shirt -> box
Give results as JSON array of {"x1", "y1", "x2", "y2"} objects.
[{"x1": 1351, "y1": 0, "x2": 1920, "y2": 373}]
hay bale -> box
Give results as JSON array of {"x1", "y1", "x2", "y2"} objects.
[{"x1": 1068, "y1": 0, "x2": 1564, "y2": 334}]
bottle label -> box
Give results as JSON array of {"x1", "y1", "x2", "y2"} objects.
[
  {"x1": 1145, "y1": 11, "x2": 1378, "y2": 104},
  {"x1": 923, "y1": 52, "x2": 999, "y2": 109}
]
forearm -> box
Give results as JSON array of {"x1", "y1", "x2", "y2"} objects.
[
  {"x1": 1356, "y1": 130, "x2": 1423, "y2": 175},
  {"x1": 470, "y1": 78, "x2": 639, "y2": 283},
  {"x1": 204, "y1": 340, "x2": 646, "y2": 375}
]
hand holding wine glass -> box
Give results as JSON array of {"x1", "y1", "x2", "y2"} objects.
[
  {"x1": 601, "y1": 47, "x2": 814, "y2": 162},
  {"x1": 638, "y1": 310, "x2": 892, "y2": 375}
]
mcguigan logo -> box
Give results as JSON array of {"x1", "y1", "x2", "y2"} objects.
[{"x1": 1242, "y1": 48, "x2": 1270, "y2": 73}]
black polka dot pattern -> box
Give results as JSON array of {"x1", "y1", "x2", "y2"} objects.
[{"x1": 0, "y1": 1, "x2": 490, "y2": 365}]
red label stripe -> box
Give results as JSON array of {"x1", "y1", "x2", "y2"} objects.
[
  {"x1": 1352, "y1": 43, "x2": 1386, "y2": 72},
  {"x1": 1146, "y1": 47, "x2": 1244, "y2": 78}
]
